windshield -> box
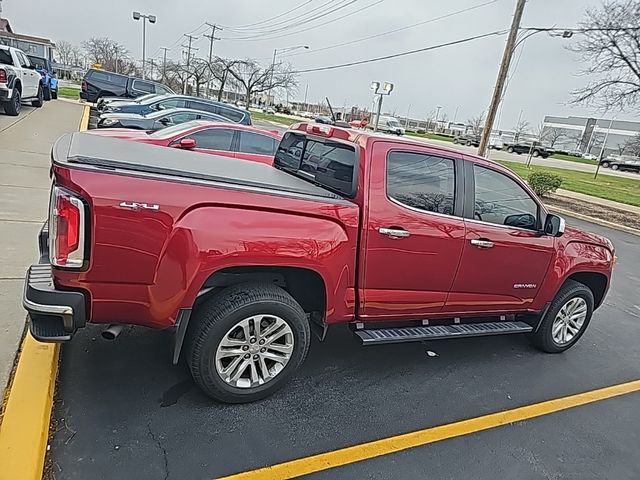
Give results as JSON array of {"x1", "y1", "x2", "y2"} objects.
[
  {"x1": 274, "y1": 132, "x2": 357, "y2": 197},
  {"x1": 388, "y1": 120, "x2": 402, "y2": 128},
  {"x1": 149, "y1": 121, "x2": 202, "y2": 138},
  {"x1": 134, "y1": 93, "x2": 159, "y2": 103}
]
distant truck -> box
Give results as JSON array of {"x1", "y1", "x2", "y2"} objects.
[
  {"x1": 80, "y1": 68, "x2": 174, "y2": 103},
  {"x1": 24, "y1": 123, "x2": 614, "y2": 403},
  {"x1": 371, "y1": 115, "x2": 405, "y2": 135},
  {"x1": 26, "y1": 54, "x2": 58, "y2": 100},
  {"x1": 0, "y1": 45, "x2": 44, "y2": 115},
  {"x1": 505, "y1": 142, "x2": 554, "y2": 158}
]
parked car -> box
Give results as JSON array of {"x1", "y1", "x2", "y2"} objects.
[
  {"x1": 582, "y1": 153, "x2": 598, "y2": 161},
  {"x1": 453, "y1": 134, "x2": 480, "y2": 147},
  {"x1": 505, "y1": 142, "x2": 554, "y2": 158},
  {"x1": 80, "y1": 68, "x2": 174, "y2": 103},
  {"x1": 609, "y1": 157, "x2": 640, "y2": 173},
  {"x1": 262, "y1": 107, "x2": 276, "y2": 114},
  {"x1": 97, "y1": 108, "x2": 228, "y2": 130},
  {"x1": 89, "y1": 120, "x2": 281, "y2": 164},
  {"x1": 600, "y1": 154, "x2": 637, "y2": 169},
  {"x1": 96, "y1": 92, "x2": 160, "y2": 111},
  {"x1": 102, "y1": 94, "x2": 252, "y2": 126},
  {"x1": 24, "y1": 123, "x2": 614, "y2": 403},
  {"x1": 0, "y1": 45, "x2": 44, "y2": 115},
  {"x1": 26, "y1": 54, "x2": 58, "y2": 100}
]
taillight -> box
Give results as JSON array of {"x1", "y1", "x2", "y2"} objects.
[
  {"x1": 49, "y1": 186, "x2": 86, "y2": 268},
  {"x1": 81, "y1": 80, "x2": 87, "y2": 91},
  {"x1": 0, "y1": 69, "x2": 6, "y2": 83}
]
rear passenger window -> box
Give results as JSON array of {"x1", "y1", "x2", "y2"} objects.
[
  {"x1": 183, "y1": 129, "x2": 235, "y2": 151},
  {"x1": 218, "y1": 106, "x2": 245, "y2": 123},
  {"x1": 90, "y1": 70, "x2": 128, "y2": 86},
  {"x1": 239, "y1": 132, "x2": 276, "y2": 155},
  {"x1": 133, "y1": 80, "x2": 154, "y2": 93},
  {"x1": 387, "y1": 151, "x2": 455, "y2": 215}
]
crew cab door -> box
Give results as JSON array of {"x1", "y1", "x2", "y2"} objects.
[
  {"x1": 361, "y1": 142, "x2": 466, "y2": 321},
  {"x1": 447, "y1": 161, "x2": 555, "y2": 314},
  {"x1": 16, "y1": 51, "x2": 38, "y2": 97},
  {"x1": 174, "y1": 127, "x2": 237, "y2": 157}
]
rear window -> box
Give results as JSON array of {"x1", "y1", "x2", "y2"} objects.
[
  {"x1": 274, "y1": 132, "x2": 357, "y2": 197},
  {"x1": 0, "y1": 49, "x2": 13, "y2": 66},
  {"x1": 88, "y1": 70, "x2": 128, "y2": 87}
]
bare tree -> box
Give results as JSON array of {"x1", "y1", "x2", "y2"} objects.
[
  {"x1": 163, "y1": 60, "x2": 191, "y2": 94},
  {"x1": 570, "y1": 0, "x2": 640, "y2": 109},
  {"x1": 228, "y1": 59, "x2": 298, "y2": 109},
  {"x1": 183, "y1": 58, "x2": 211, "y2": 96},
  {"x1": 623, "y1": 132, "x2": 640, "y2": 155},
  {"x1": 467, "y1": 112, "x2": 486, "y2": 136},
  {"x1": 208, "y1": 57, "x2": 239, "y2": 101},
  {"x1": 537, "y1": 125, "x2": 566, "y2": 147},
  {"x1": 56, "y1": 40, "x2": 74, "y2": 65},
  {"x1": 513, "y1": 119, "x2": 530, "y2": 141},
  {"x1": 82, "y1": 37, "x2": 129, "y2": 73}
]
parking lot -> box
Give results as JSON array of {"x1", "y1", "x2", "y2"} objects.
[
  {"x1": 1, "y1": 101, "x2": 639, "y2": 480},
  {"x1": 49, "y1": 212, "x2": 640, "y2": 480}
]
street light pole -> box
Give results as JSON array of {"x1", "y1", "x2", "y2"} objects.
[
  {"x1": 435, "y1": 105, "x2": 442, "y2": 132},
  {"x1": 270, "y1": 45, "x2": 309, "y2": 106},
  {"x1": 133, "y1": 11, "x2": 157, "y2": 80},
  {"x1": 594, "y1": 117, "x2": 615, "y2": 180},
  {"x1": 370, "y1": 81, "x2": 394, "y2": 132}
]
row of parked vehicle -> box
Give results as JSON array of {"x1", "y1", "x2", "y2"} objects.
[{"x1": 0, "y1": 45, "x2": 58, "y2": 116}]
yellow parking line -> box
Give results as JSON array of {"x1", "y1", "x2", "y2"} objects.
[
  {"x1": 0, "y1": 336, "x2": 60, "y2": 480},
  {"x1": 217, "y1": 379, "x2": 640, "y2": 480},
  {"x1": 80, "y1": 104, "x2": 91, "y2": 131}
]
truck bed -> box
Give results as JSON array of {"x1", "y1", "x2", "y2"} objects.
[{"x1": 53, "y1": 132, "x2": 345, "y2": 201}]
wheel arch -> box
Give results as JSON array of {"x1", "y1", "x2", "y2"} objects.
[{"x1": 564, "y1": 271, "x2": 608, "y2": 309}]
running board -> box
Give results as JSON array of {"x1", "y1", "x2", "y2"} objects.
[{"x1": 354, "y1": 321, "x2": 533, "y2": 345}]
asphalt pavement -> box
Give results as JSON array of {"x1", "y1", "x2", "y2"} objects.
[
  {"x1": 50, "y1": 216, "x2": 640, "y2": 480},
  {"x1": 0, "y1": 100, "x2": 83, "y2": 394}
]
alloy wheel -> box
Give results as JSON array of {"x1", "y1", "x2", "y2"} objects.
[
  {"x1": 215, "y1": 314, "x2": 295, "y2": 388},
  {"x1": 551, "y1": 297, "x2": 587, "y2": 345}
]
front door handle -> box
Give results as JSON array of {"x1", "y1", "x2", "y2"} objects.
[
  {"x1": 470, "y1": 239, "x2": 494, "y2": 248},
  {"x1": 378, "y1": 227, "x2": 410, "y2": 239}
]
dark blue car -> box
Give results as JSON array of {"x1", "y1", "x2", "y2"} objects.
[
  {"x1": 27, "y1": 54, "x2": 58, "y2": 100},
  {"x1": 102, "y1": 94, "x2": 252, "y2": 125}
]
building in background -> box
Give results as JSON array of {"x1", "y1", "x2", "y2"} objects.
[
  {"x1": 543, "y1": 115, "x2": 640, "y2": 156},
  {"x1": 0, "y1": 3, "x2": 56, "y2": 60}
]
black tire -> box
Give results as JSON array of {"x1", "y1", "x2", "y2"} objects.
[
  {"x1": 43, "y1": 85, "x2": 52, "y2": 101},
  {"x1": 32, "y1": 85, "x2": 44, "y2": 107},
  {"x1": 51, "y1": 89, "x2": 58, "y2": 100},
  {"x1": 3, "y1": 88, "x2": 21, "y2": 116},
  {"x1": 611, "y1": 164, "x2": 619, "y2": 170},
  {"x1": 465, "y1": 140, "x2": 472, "y2": 146},
  {"x1": 601, "y1": 161, "x2": 610, "y2": 168},
  {"x1": 507, "y1": 146, "x2": 514, "y2": 153},
  {"x1": 530, "y1": 279, "x2": 594, "y2": 353},
  {"x1": 453, "y1": 138, "x2": 459, "y2": 144},
  {"x1": 186, "y1": 283, "x2": 311, "y2": 403},
  {"x1": 532, "y1": 149, "x2": 540, "y2": 157}
]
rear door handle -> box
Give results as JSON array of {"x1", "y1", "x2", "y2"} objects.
[
  {"x1": 378, "y1": 227, "x2": 410, "y2": 239},
  {"x1": 470, "y1": 239, "x2": 494, "y2": 248}
]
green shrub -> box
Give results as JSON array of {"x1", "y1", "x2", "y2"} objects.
[{"x1": 528, "y1": 171, "x2": 563, "y2": 197}]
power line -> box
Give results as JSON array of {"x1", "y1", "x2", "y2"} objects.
[
  {"x1": 280, "y1": 0, "x2": 499, "y2": 58},
  {"x1": 222, "y1": 0, "x2": 313, "y2": 30},
  {"x1": 292, "y1": 30, "x2": 508, "y2": 73},
  {"x1": 221, "y1": 0, "x2": 363, "y2": 40},
  {"x1": 222, "y1": 0, "x2": 384, "y2": 41}
]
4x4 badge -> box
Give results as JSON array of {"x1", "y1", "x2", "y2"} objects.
[{"x1": 119, "y1": 202, "x2": 160, "y2": 211}]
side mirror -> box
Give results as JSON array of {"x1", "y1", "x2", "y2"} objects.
[
  {"x1": 159, "y1": 117, "x2": 170, "y2": 126},
  {"x1": 504, "y1": 213, "x2": 537, "y2": 230},
  {"x1": 174, "y1": 138, "x2": 196, "y2": 150},
  {"x1": 544, "y1": 214, "x2": 565, "y2": 237}
]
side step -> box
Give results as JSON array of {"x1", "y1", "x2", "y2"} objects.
[{"x1": 355, "y1": 321, "x2": 533, "y2": 345}]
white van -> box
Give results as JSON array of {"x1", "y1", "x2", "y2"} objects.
[{"x1": 373, "y1": 115, "x2": 405, "y2": 135}]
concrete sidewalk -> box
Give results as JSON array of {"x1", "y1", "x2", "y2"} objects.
[{"x1": 0, "y1": 101, "x2": 83, "y2": 396}]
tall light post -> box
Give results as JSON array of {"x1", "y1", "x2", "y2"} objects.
[
  {"x1": 371, "y1": 81, "x2": 394, "y2": 132},
  {"x1": 270, "y1": 45, "x2": 309, "y2": 106},
  {"x1": 133, "y1": 11, "x2": 157, "y2": 80},
  {"x1": 434, "y1": 105, "x2": 442, "y2": 132},
  {"x1": 594, "y1": 117, "x2": 615, "y2": 180}
]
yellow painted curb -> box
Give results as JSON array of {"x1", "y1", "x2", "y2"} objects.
[
  {"x1": 0, "y1": 103, "x2": 89, "y2": 480},
  {"x1": 0, "y1": 336, "x2": 60, "y2": 480}
]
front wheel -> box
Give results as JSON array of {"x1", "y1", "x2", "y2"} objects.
[
  {"x1": 507, "y1": 146, "x2": 514, "y2": 153},
  {"x1": 600, "y1": 161, "x2": 610, "y2": 168},
  {"x1": 611, "y1": 164, "x2": 619, "y2": 170},
  {"x1": 532, "y1": 150, "x2": 540, "y2": 157},
  {"x1": 530, "y1": 280, "x2": 594, "y2": 353},
  {"x1": 51, "y1": 89, "x2": 58, "y2": 99},
  {"x1": 31, "y1": 85, "x2": 43, "y2": 107},
  {"x1": 43, "y1": 85, "x2": 52, "y2": 101},
  {"x1": 186, "y1": 283, "x2": 311, "y2": 403}
]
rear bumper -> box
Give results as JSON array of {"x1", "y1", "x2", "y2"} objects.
[
  {"x1": 0, "y1": 85, "x2": 12, "y2": 101},
  {"x1": 23, "y1": 222, "x2": 87, "y2": 342}
]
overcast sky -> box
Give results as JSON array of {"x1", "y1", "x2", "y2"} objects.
[{"x1": 4, "y1": 0, "x2": 638, "y2": 127}]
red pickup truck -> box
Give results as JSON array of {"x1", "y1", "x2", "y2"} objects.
[{"x1": 24, "y1": 123, "x2": 615, "y2": 403}]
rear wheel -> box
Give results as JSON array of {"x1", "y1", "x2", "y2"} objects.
[
  {"x1": 31, "y1": 85, "x2": 43, "y2": 107},
  {"x1": 611, "y1": 164, "x2": 619, "y2": 170},
  {"x1": 507, "y1": 146, "x2": 515, "y2": 153},
  {"x1": 43, "y1": 85, "x2": 52, "y2": 101},
  {"x1": 530, "y1": 280, "x2": 594, "y2": 353},
  {"x1": 532, "y1": 149, "x2": 540, "y2": 157},
  {"x1": 51, "y1": 88, "x2": 58, "y2": 100},
  {"x1": 3, "y1": 88, "x2": 21, "y2": 116},
  {"x1": 186, "y1": 283, "x2": 311, "y2": 403},
  {"x1": 600, "y1": 161, "x2": 610, "y2": 168}
]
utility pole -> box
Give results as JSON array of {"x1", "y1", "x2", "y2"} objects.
[
  {"x1": 148, "y1": 59, "x2": 156, "y2": 80},
  {"x1": 159, "y1": 47, "x2": 170, "y2": 78},
  {"x1": 594, "y1": 118, "x2": 614, "y2": 180},
  {"x1": 182, "y1": 34, "x2": 198, "y2": 94},
  {"x1": 477, "y1": 0, "x2": 527, "y2": 157},
  {"x1": 304, "y1": 84, "x2": 309, "y2": 109},
  {"x1": 204, "y1": 23, "x2": 222, "y2": 98}
]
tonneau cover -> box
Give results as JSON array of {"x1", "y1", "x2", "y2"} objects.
[{"x1": 53, "y1": 132, "x2": 344, "y2": 200}]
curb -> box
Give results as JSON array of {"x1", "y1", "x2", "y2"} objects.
[
  {"x1": 547, "y1": 205, "x2": 640, "y2": 237},
  {"x1": 0, "y1": 104, "x2": 90, "y2": 480}
]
